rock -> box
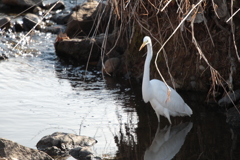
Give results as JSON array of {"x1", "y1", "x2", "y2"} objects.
[
  {"x1": 2, "y1": 0, "x2": 42, "y2": 7},
  {"x1": 102, "y1": 57, "x2": 121, "y2": 76},
  {"x1": 199, "y1": 65, "x2": 205, "y2": 71},
  {"x1": 218, "y1": 90, "x2": 240, "y2": 107},
  {"x1": 0, "y1": 138, "x2": 53, "y2": 160},
  {"x1": 50, "y1": 13, "x2": 70, "y2": 25},
  {"x1": 65, "y1": 0, "x2": 99, "y2": 37},
  {"x1": 33, "y1": 6, "x2": 42, "y2": 15},
  {"x1": 186, "y1": 6, "x2": 205, "y2": 23},
  {"x1": 42, "y1": 1, "x2": 65, "y2": 10},
  {"x1": 0, "y1": 17, "x2": 11, "y2": 30},
  {"x1": 213, "y1": 0, "x2": 229, "y2": 21},
  {"x1": 36, "y1": 132, "x2": 97, "y2": 156},
  {"x1": 55, "y1": 31, "x2": 119, "y2": 64},
  {"x1": 226, "y1": 106, "x2": 240, "y2": 127},
  {"x1": 69, "y1": 147, "x2": 96, "y2": 160},
  {"x1": 190, "y1": 81, "x2": 197, "y2": 88},
  {"x1": 41, "y1": 25, "x2": 65, "y2": 34},
  {"x1": 0, "y1": 53, "x2": 8, "y2": 60},
  {"x1": 65, "y1": 0, "x2": 115, "y2": 38},
  {"x1": 23, "y1": 13, "x2": 42, "y2": 31},
  {"x1": 90, "y1": 2, "x2": 115, "y2": 34},
  {"x1": 13, "y1": 21, "x2": 24, "y2": 32},
  {"x1": 54, "y1": 37, "x2": 101, "y2": 64}
]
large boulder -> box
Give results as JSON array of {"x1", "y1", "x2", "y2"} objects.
[
  {"x1": 0, "y1": 138, "x2": 53, "y2": 160},
  {"x1": 54, "y1": 37, "x2": 101, "y2": 64},
  {"x1": 2, "y1": 0, "x2": 42, "y2": 7},
  {"x1": 65, "y1": 0, "x2": 115, "y2": 38},
  {"x1": 36, "y1": 132, "x2": 97, "y2": 156},
  {"x1": 54, "y1": 33, "x2": 119, "y2": 64},
  {"x1": 65, "y1": 0, "x2": 99, "y2": 38}
]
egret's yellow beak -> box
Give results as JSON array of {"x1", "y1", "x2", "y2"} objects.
[{"x1": 139, "y1": 41, "x2": 148, "y2": 51}]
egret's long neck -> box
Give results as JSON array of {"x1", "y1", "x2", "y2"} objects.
[
  {"x1": 142, "y1": 43, "x2": 152, "y2": 102},
  {"x1": 143, "y1": 43, "x2": 152, "y2": 84}
]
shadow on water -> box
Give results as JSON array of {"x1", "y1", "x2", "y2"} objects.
[
  {"x1": 113, "y1": 87, "x2": 240, "y2": 160},
  {"x1": 54, "y1": 62, "x2": 240, "y2": 160}
]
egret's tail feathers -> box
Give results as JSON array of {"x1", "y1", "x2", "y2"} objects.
[
  {"x1": 163, "y1": 108, "x2": 172, "y2": 124},
  {"x1": 184, "y1": 104, "x2": 193, "y2": 116}
]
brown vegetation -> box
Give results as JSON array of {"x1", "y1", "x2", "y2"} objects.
[{"x1": 102, "y1": 0, "x2": 240, "y2": 99}]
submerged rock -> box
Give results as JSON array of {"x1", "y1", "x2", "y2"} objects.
[
  {"x1": 36, "y1": 132, "x2": 97, "y2": 156},
  {"x1": 69, "y1": 147, "x2": 101, "y2": 160},
  {"x1": 218, "y1": 90, "x2": 240, "y2": 108},
  {"x1": 102, "y1": 57, "x2": 121, "y2": 76},
  {"x1": 226, "y1": 106, "x2": 240, "y2": 127},
  {"x1": 0, "y1": 138, "x2": 53, "y2": 160}
]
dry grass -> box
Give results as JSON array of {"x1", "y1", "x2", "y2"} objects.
[{"x1": 102, "y1": 0, "x2": 240, "y2": 103}]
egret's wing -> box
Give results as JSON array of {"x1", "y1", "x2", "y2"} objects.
[{"x1": 150, "y1": 79, "x2": 190, "y2": 115}]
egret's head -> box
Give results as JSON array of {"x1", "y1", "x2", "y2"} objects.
[{"x1": 139, "y1": 36, "x2": 151, "y2": 51}]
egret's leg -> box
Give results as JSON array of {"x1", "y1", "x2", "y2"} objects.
[
  {"x1": 155, "y1": 112, "x2": 160, "y2": 122},
  {"x1": 163, "y1": 108, "x2": 171, "y2": 124},
  {"x1": 150, "y1": 100, "x2": 161, "y2": 122}
]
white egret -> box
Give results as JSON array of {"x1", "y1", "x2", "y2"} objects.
[{"x1": 139, "y1": 36, "x2": 192, "y2": 124}]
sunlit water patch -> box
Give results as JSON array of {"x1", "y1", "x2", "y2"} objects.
[{"x1": 0, "y1": 31, "x2": 138, "y2": 159}]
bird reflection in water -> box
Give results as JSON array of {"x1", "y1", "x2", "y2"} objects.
[{"x1": 144, "y1": 122, "x2": 193, "y2": 160}]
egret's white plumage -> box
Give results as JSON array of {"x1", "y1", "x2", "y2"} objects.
[{"x1": 139, "y1": 36, "x2": 192, "y2": 124}]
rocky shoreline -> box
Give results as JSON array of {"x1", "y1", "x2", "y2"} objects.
[{"x1": 0, "y1": 132, "x2": 100, "y2": 160}]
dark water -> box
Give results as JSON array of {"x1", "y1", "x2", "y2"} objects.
[{"x1": 0, "y1": 1, "x2": 240, "y2": 160}]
